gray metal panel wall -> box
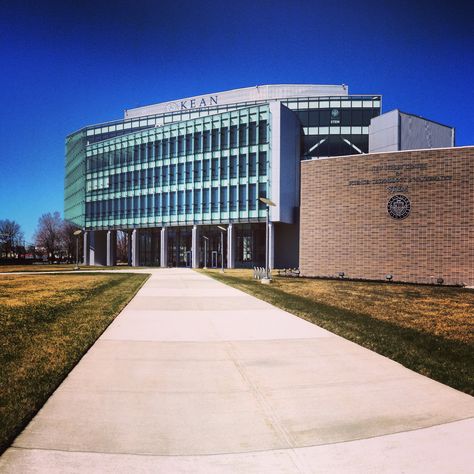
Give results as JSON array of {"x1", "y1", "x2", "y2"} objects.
[
  {"x1": 368, "y1": 110, "x2": 400, "y2": 153},
  {"x1": 400, "y1": 112, "x2": 454, "y2": 150}
]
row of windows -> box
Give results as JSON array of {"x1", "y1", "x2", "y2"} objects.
[
  {"x1": 85, "y1": 183, "x2": 267, "y2": 219},
  {"x1": 295, "y1": 108, "x2": 380, "y2": 128},
  {"x1": 88, "y1": 153, "x2": 268, "y2": 193},
  {"x1": 87, "y1": 121, "x2": 268, "y2": 172}
]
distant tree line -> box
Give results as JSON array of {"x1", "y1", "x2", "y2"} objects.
[{"x1": 0, "y1": 213, "x2": 82, "y2": 264}]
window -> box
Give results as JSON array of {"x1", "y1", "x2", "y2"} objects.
[
  {"x1": 162, "y1": 138, "x2": 169, "y2": 158},
  {"x1": 185, "y1": 162, "x2": 192, "y2": 183},
  {"x1": 258, "y1": 183, "x2": 267, "y2": 209},
  {"x1": 193, "y1": 189, "x2": 201, "y2": 212},
  {"x1": 229, "y1": 185, "x2": 237, "y2": 211},
  {"x1": 211, "y1": 129, "x2": 219, "y2": 151},
  {"x1": 258, "y1": 151, "x2": 267, "y2": 176},
  {"x1": 259, "y1": 120, "x2": 268, "y2": 143},
  {"x1": 169, "y1": 164, "x2": 176, "y2": 185},
  {"x1": 249, "y1": 122, "x2": 257, "y2": 145},
  {"x1": 249, "y1": 153, "x2": 256, "y2": 177},
  {"x1": 203, "y1": 159, "x2": 210, "y2": 181},
  {"x1": 133, "y1": 196, "x2": 139, "y2": 217},
  {"x1": 178, "y1": 191, "x2": 184, "y2": 214},
  {"x1": 154, "y1": 141, "x2": 161, "y2": 160},
  {"x1": 162, "y1": 192, "x2": 168, "y2": 215},
  {"x1": 203, "y1": 130, "x2": 210, "y2": 151},
  {"x1": 147, "y1": 168, "x2": 154, "y2": 188},
  {"x1": 185, "y1": 190, "x2": 192, "y2": 213},
  {"x1": 194, "y1": 132, "x2": 202, "y2": 153},
  {"x1": 170, "y1": 137, "x2": 176, "y2": 157},
  {"x1": 162, "y1": 165, "x2": 169, "y2": 186},
  {"x1": 202, "y1": 188, "x2": 210, "y2": 212},
  {"x1": 178, "y1": 163, "x2": 184, "y2": 184},
  {"x1": 211, "y1": 158, "x2": 219, "y2": 180},
  {"x1": 249, "y1": 184, "x2": 256, "y2": 210},
  {"x1": 154, "y1": 194, "x2": 161, "y2": 215},
  {"x1": 239, "y1": 124, "x2": 247, "y2": 146},
  {"x1": 239, "y1": 154, "x2": 247, "y2": 178},
  {"x1": 239, "y1": 185, "x2": 247, "y2": 210},
  {"x1": 220, "y1": 187, "x2": 228, "y2": 211},
  {"x1": 169, "y1": 191, "x2": 176, "y2": 214},
  {"x1": 154, "y1": 166, "x2": 160, "y2": 187},
  {"x1": 185, "y1": 134, "x2": 193, "y2": 154},
  {"x1": 220, "y1": 127, "x2": 228, "y2": 149},
  {"x1": 194, "y1": 160, "x2": 202, "y2": 181},
  {"x1": 230, "y1": 155, "x2": 237, "y2": 178},
  {"x1": 211, "y1": 187, "x2": 219, "y2": 212},
  {"x1": 220, "y1": 156, "x2": 228, "y2": 179},
  {"x1": 230, "y1": 125, "x2": 237, "y2": 147}
]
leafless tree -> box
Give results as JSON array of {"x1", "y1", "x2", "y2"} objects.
[
  {"x1": 116, "y1": 230, "x2": 129, "y2": 263},
  {"x1": 0, "y1": 219, "x2": 24, "y2": 258},
  {"x1": 61, "y1": 220, "x2": 81, "y2": 261},
  {"x1": 34, "y1": 212, "x2": 63, "y2": 260}
]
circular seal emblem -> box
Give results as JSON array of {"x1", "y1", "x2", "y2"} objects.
[
  {"x1": 388, "y1": 195, "x2": 411, "y2": 219},
  {"x1": 166, "y1": 102, "x2": 179, "y2": 112},
  {"x1": 331, "y1": 108, "x2": 339, "y2": 118}
]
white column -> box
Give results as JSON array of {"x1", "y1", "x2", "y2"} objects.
[
  {"x1": 160, "y1": 227, "x2": 168, "y2": 268},
  {"x1": 131, "y1": 229, "x2": 139, "y2": 267},
  {"x1": 88, "y1": 231, "x2": 96, "y2": 266},
  {"x1": 269, "y1": 222, "x2": 275, "y2": 270},
  {"x1": 191, "y1": 225, "x2": 200, "y2": 268},
  {"x1": 106, "y1": 230, "x2": 116, "y2": 266},
  {"x1": 227, "y1": 223, "x2": 235, "y2": 269},
  {"x1": 83, "y1": 231, "x2": 89, "y2": 265}
]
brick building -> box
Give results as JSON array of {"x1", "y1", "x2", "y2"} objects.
[{"x1": 300, "y1": 146, "x2": 474, "y2": 286}]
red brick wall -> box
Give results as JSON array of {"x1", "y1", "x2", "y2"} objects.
[{"x1": 299, "y1": 147, "x2": 474, "y2": 286}]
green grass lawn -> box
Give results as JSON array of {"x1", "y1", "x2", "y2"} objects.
[
  {"x1": 0, "y1": 272, "x2": 149, "y2": 454},
  {"x1": 200, "y1": 269, "x2": 474, "y2": 396}
]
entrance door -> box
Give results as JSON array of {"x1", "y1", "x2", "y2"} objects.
[
  {"x1": 185, "y1": 251, "x2": 192, "y2": 268},
  {"x1": 211, "y1": 251, "x2": 218, "y2": 268}
]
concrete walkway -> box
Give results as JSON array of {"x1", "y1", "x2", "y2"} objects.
[{"x1": 1, "y1": 268, "x2": 473, "y2": 473}]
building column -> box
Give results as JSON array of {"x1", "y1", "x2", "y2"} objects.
[
  {"x1": 131, "y1": 229, "x2": 139, "y2": 267},
  {"x1": 127, "y1": 230, "x2": 132, "y2": 266},
  {"x1": 160, "y1": 227, "x2": 168, "y2": 268},
  {"x1": 192, "y1": 225, "x2": 200, "y2": 268},
  {"x1": 106, "y1": 230, "x2": 116, "y2": 267},
  {"x1": 83, "y1": 231, "x2": 89, "y2": 265},
  {"x1": 88, "y1": 231, "x2": 96, "y2": 266},
  {"x1": 269, "y1": 222, "x2": 275, "y2": 270},
  {"x1": 227, "y1": 223, "x2": 235, "y2": 269}
]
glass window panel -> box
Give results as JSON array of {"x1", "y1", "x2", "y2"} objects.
[
  {"x1": 229, "y1": 185, "x2": 237, "y2": 211},
  {"x1": 220, "y1": 187, "x2": 228, "y2": 211},
  {"x1": 239, "y1": 154, "x2": 247, "y2": 178},
  {"x1": 258, "y1": 151, "x2": 267, "y2": 176},
  {"x1": 249, "y1": 153, "x2": 256, "y2": 177},
  {"x1": 220, "y1": 156, "x2": 228, "y2": 179},
  {"x1": 249, "y1": 184, "x2": 256, "y2": 210},
  {"x1": 239, "y1": 185, "x2": 247, "y2": 210},
  {"x1": 230, "y1": 155, "x2": 238, "y2": 178}
]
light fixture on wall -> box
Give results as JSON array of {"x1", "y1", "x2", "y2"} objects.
[
  {"x1": 385, "y1": 274, "x2": 393, "y2": 281},
  {"x1": 437, "y1": 277, "x2": 444, "y2": 285}
]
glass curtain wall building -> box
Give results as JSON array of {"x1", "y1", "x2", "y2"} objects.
[{"x1": 65, "y1": 84, "x2": 381, "y2": 268}]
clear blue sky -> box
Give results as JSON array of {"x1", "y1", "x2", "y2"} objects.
[{"x1": 1, "y1": 0, "x2": 472, "y2": 243}]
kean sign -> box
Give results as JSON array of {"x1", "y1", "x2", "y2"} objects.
[{"x1": 166, "y1": 95, "x2": 218, "y2": 112}]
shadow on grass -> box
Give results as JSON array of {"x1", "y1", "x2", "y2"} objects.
[{"x1": 203, "y1": 271, "x2": 474, "y2": 396}]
